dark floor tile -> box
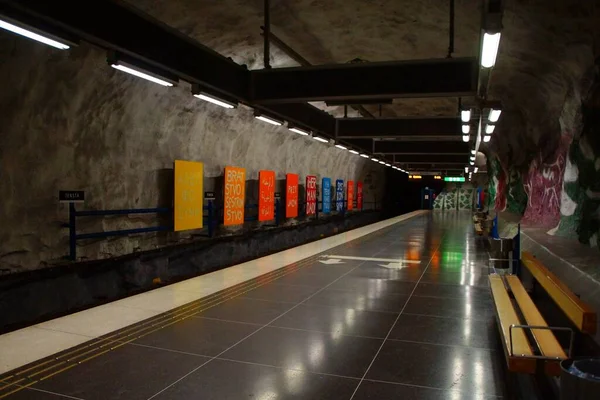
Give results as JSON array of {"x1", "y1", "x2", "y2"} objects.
[
  {"x1": 221, "y1": 326, "x2": 382, "y2": 378},
  {"x1": 299, "y1": 262, "x2": 357, "y2": 275},
  {"x1": 270, "y1": 270, "x2": 342, "y2": 287},
  {"x1": 271, "y1": 303, "x2": 397, "y2": 338},
  {"x1": 389, "y1": 313, "x2": 499, "y2": 349},
  {"x1": 328, "y1": 275, "x2": 416, "y2": 295},
  {"x1": 366, "y1": 340, "x2": 505, "y2": 396},
  {"x1": 349, "y1": 265, "x2": 424, "y2": 281},
  {"x1": 134, "y1": 317, "x2": 258, "y2": 356},
  {"x1": 353, "y1": 380, "x2": 502, "y2": 400},
  {"x1": 240, "y1": 282, "x2": 321, "y2": 303},
  {"x1": 404, "y1": 295, "x2": 495, "y2": 320},
  {"x1": 153, "y1": 358, "x2": 358, "y2": 400},
  {"x1": 33, "y1": 344, "x2": 209, "y2": 400},
  {"x1": 414, "y1": 282, "x2": 491, "y2": 300},
  {"x1": 2, "y1": 388, "x2": 70, "y2": 400},
  {"x1": 420, "y1": 271, "x2": 490, "y2": 287},
  {"x1": 305, "y1": 288, "x2": 410, "y2": 312},
  {"x1": 196, "y1": 297, "x2": 292, "y2": 324}
]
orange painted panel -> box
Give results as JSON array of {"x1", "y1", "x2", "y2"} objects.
[
  {"x1": 286, "y1": 173, "x2": 299, "y2": 218},
  {"x1": 259, "y1": 170, "x2": 275, "y2": 221},
  {"x1": 224, "y1": 166, "x2": 245, "y2": 225},
  {"x1": 347, "y1": 181, "x2": 355, "y2": 211}
]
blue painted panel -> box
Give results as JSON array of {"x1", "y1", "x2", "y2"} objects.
[{"x1": 322, "y1": 178, "x2": 331, "y2": 214}]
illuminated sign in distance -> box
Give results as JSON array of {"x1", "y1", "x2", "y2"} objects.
[{"x1": 444, "y1": 177, "x2": 466, "y2": 182}]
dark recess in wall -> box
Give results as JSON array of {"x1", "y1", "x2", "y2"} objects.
[{"x1": 382, "y1": 170, "x2": 444, "y2": 216}]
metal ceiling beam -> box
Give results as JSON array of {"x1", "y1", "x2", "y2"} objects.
[
  {"x1": 250, "y1": 58, "x2": 479, "y2": 104},
  {"x1": 399, "y1": 163, "x2": 465, "y2": 171},
  {"x1": 336, "y1": 117, "x2": 461, "y2": 139},
  {"x1": 386, "y1": 154, "x2": 466, "y2": 164},
  {"x1": 374, "y1": 141, "x2": 468, "y2": 154},
  {"x1": 260, "y1": 29, "x2": 375, "y2": 119}
]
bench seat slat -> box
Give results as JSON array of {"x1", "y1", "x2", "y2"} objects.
[
  {"x1": 522, "y1": 252, "x2": 597, "y2": 335},
  {"x1": 489, "y1": 274, "x2": 536, "y2": 373},
  {"x1": 505, "y1": 275, "x2": 566, "y2": 359}
]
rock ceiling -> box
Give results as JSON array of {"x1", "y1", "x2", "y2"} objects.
[{"x1": 126, "y1": 0, "x2": 599, "y2": 167}]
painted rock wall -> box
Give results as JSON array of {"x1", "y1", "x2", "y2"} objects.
[
  {"x1": 458, "y1": 188, "x2": 474, "y2": 210},
  {"x1": 521, "y1": 133, "x2": 571, "y2": 227},
  {"x1": 553, "y1": 82, "x2": 600, "y2": 246}
]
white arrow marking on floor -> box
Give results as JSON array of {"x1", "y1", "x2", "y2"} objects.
[
  {"x1": 321, "y1": 255, "x2": 421, "y2": 264},
  {"x1": 318, "y1": 258, "x2": 345, "y2": 265},
  {"x1": 378, "y1": 263, "x2": 408, "y2": 269}
]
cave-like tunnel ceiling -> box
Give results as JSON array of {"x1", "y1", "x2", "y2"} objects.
[{"x1": 0, "y1": 0, "x2": 517, "y2": 176}]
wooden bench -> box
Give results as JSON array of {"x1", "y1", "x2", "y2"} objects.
[
  {"x1": 521, "y1": 252, "x2": 596, "y2": 335},
  {"x1": 489, "y1": 252, "x2": 597, "y2": 376}
]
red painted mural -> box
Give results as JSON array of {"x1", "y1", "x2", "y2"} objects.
[{"x1": 521, "y1": 134, "x2": 571, "y2": 227}]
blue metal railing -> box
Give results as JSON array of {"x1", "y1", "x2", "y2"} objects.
[{"x1": 67, "y1": 198, "x2": 378, "y2": 261}]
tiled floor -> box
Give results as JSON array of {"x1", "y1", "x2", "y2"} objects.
[{"x1": 2, "y1": 211, "x2": 506, "y2": 399}]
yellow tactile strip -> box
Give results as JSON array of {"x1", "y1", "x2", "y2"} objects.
[{"x1": 0, "y1": 254, "x2": 322, "y2": 398}]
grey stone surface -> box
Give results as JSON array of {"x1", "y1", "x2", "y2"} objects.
[{"x1": 0, "y1": 38, "x2": 384, "y2": 272}]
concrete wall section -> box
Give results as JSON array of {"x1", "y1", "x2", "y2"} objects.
[{"x1": 0, "y1": 40, "x2": 385, "y2": 273}]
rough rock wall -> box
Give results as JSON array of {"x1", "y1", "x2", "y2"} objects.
[
  {"x1": 484, "y1": 0, "x2": 599, "y2": 250},
  {"x1": 553, "y1": 77, "x2": 600, "y2": 246},
  {"x1": 521, "y1": 134, "x2": 570, "y2": 227},
  {"x1": 0, "y1": 39, "x2": 384, "y2": 273},
  {"x1": 487, "y1": 156, "x2": 506, "y2": 211},
  {"x1": 458, "y1": 188, "x2": 474, "y2": 210}
]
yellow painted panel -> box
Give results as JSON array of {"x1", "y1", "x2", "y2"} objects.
[
  {"x1": 506, "y1": 275, "x2": 566, "y2": 360},
  {"x1": 489, "y1": 275, "x2": 535, "y2": 373},
  {"x1": 522, "y1": 252, "x2": 596, "y2": 334},
  {"x1": 174, "y1": 160, "x2": 203, "y2": 232}
]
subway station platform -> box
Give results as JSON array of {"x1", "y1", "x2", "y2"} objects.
[{"x1": 0, "y1": 211, "x2": 505, "y2": 399}]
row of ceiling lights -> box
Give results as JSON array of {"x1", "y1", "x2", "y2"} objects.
[
  {"x1": 457, "y1": 28, "x2": 504, "y2": 182},
  {"x1": 0, "y1": 14, "x2": 410, "y2": 174}
]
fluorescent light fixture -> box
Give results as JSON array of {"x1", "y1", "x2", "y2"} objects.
[
  {"x1": 371, "y1": 158, "x2": 379, "y2": 162},
  {"x1": 470, "y1": 156, "x2": 476, "y2": 161},
  {"x1": 471, "y1": 150, "x2": 476, "y2": 155},
  {"x1": 470, "y1": 160, "x2": 475, "y2": 165},
  {"x1": 481, "y1": 32, "x2": 501, "y2": 68},
  {"x1": 465, "y1": 167, "x2": 469, "y2": 173},
  {"x1": 360, "y1": 154, "x2": 369, "y2": 158},
  {"x1": 462, "y1": 135, "x2": 470, "y2": 142},
  {"x1": 462, "y1": 125, "x2": 470, "y2": 134},
  {"x1": 483, "y1": 134, "x2": 491, "y2": 143},
  {"x1": 193, "y1": 93, "x2": 236, "y2": 109},
  {"x1": 313, "y1": 136, "x2": 329, "y2": 143},
  {"x1": 335, "y1": 144, "x2": 347, "y2": 150},
  {"x1": 349, "y1": 150, "x2": 359, "y2": 155},
  {"x1": 255, "y1": 115, "x2": 282, "y2": 126},
  {"x1": 474, "y1": 167, "x2": 479, "y2": 173},
  {"x1": 0, "y1": 18, "x2": 71, "y2": 50},
  {"x1": 461, "y1": 109, "x2": 471, "y2": 123},
  {"x1": 485, "y1": 124, "x2": 495, "y2": 134},
  {"x1": 289, "y1": 127, "x2": 309, "y2": 135},
  {"x1": 379, "y1": 161, "x2": 386, "y2": 165},
  {"x1": 385, "y1": 163, "x2": 391, "y2": 167},
  {"x1": 111, "y1": 64, "x2": 175, "y2": 87},
  {"x1": 489, "y1": 108, "x2": 502, "y2": 122}
]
